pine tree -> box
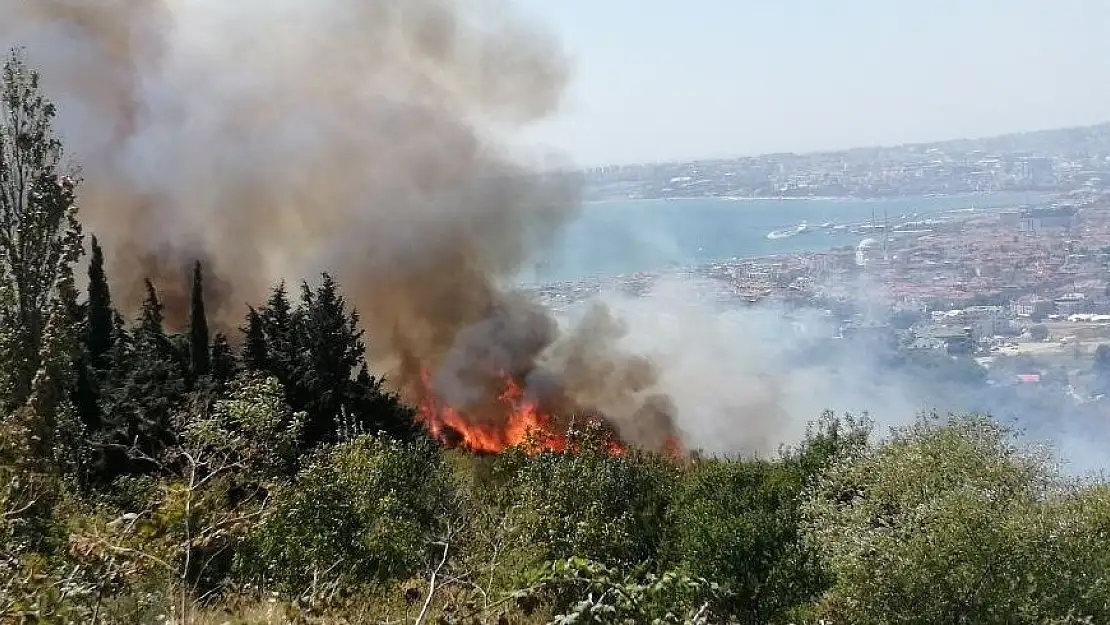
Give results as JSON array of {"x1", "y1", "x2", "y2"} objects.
[
  {"x1": 81, "y1": 312, "x2": 134, "y2": 486},
  {"x1": 210, "y1": 333, "x2": 237, "y2": 386},
  {"x1": 242, "y1": 308, "x2": 269, "y2": 372},
  {"x1": 101, "y1": 280, "x2": 187, "y2": 475},
  {"x1": 71, "y1": 358, "x2": 99, "y2": 432},
  {"x1": 136, "y1": 280, "x2": 171, "y2": 354},
  {"x1": 296, "y1": 274, "x2": 364, "y2": 446},
  {"x1": 239, "y1": 275, "x2": 417, "y2": 448},
  {"x1": 107, "y1": 311, "x2": 132, "y2": 372},
  {"x1": 260, "y1": 282, "x2": 298, "y2": 377},
  {"x1": 86, "y1": 236, "x2": 114, "y2": 368},
  {"x1": 347, "y1": 362, "x2": 421, "y2": 441},
  {"x1": 189, "y1": 261, "x2": 210, "y2": 379}
]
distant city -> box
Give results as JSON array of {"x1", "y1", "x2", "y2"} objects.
[
  {"x1": 526, "y1": 122, "x2": 1110, "y2": 425},
  {"x1": 582, "y1": 122, "x2": 1110, "y2": 201}
]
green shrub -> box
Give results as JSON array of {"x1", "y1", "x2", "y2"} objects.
[
  {"x1": 238, "y1": 434, "x2": 456, "y2": 592},
  {"x1": 666, "y1": 414, "x2": 868, "y2": 624},
  {"x1": 515, "y1": 556, "x2": 723, "y2": 624},
  {"x1": 801, "y1": 413, "x2": 1110, "y2": 625},
  {"x1": 667, "y1": 458, "x2": 823, "y2": 624},
  {"x1": 494, "y1": 421, "x2": 681, "y2": 569}
]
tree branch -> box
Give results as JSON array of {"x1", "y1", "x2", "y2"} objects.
[{"x1": 414, "y1": 541, "x2": 450, "y2": 625}]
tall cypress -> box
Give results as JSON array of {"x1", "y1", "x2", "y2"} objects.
[
  {"x1": 188, "y1": 261, "x2": 210, "y2": 378},
  {"x1": 85, "y1": 236, "x2": 114, "y2": 368}
]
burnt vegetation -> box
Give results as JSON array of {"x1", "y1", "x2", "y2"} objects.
[{"x1": 3, "y1": 50, "x2": 1110, "y2": 625}]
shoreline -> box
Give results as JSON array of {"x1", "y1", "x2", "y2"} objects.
[{"x1": 582, "y1": 190, "x2": 1043, "y2": 206}]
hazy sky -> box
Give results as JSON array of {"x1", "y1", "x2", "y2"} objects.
[{"x1": 515, "y1": 0, "x2": 1110, "y2": 166}]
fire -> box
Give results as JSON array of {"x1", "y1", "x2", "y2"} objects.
[{"x1": 417, "y1": 369, "x2": 628, "y2": 455}]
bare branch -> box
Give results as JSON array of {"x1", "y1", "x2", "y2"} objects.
[{"x1": 414, "y1": 541, "x2": 450, "y2": 625}]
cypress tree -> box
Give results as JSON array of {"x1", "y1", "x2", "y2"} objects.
[
  {"x1": 86, "y1": 236, "x2": 114, "y2": 368},
  {"x1": 188, "y1": 261, "x2": 210, "y2": 378},
  {"x1": 107, "y1": 311, "x2": 132, "y2": 372}
]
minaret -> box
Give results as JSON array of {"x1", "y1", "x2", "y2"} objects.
[{"x1": 882, "y1": 207, "x2": 889, "y2": 261}]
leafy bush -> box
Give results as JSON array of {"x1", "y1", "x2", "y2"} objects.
[
  {"x1": 801, "y1": 413, "x2": 1110, "y2": 625},
  {"x1": 515, "y1": 556, "x2": 722, "y2": 625},
  {"x1": 668, "y1": 459, "x2": 823, "y2": 624},
  {"x1": 184, "y1": 373, "x2": 305, "y2": 479},
  {"x1": 494, "y1": 421, "x2": 680, "y2": 569},
  {"x1": 667, "y1": 413, "x2": 868, "y2": 624},
  {"x1": 239, "y1": 434, "x2": 456, "y2": 592}
]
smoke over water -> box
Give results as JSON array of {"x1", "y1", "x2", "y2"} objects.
[{"x1": 0, "y1": 0, "x2": 691, "y2": 452}]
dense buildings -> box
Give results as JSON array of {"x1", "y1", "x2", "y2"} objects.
[
  {"x1": 583, "y1": 122, "x2": 1110, "y2": 201},
  {"x1": 531, "y1": 186, "x2": 1110, "y2": 409}
]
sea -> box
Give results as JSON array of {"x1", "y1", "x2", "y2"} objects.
[{"x1": 523, "y1": 191, "x2": 1043, "y2": 284}]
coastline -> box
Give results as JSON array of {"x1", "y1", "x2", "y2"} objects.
[{"x1": 582, "y1": 190, "x2": 1041, "y2": 206}]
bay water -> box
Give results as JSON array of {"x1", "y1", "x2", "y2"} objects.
[{"x1": 525, "y1": 191, "x2": 1041, "y2": 284}]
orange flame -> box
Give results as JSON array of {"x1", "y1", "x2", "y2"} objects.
[
  {"x1": 416, "y1": 369, "x2": 685, "y2": 459},
  {"x1": 417, "y1": 369, "x2": 628, "y2": 455}
]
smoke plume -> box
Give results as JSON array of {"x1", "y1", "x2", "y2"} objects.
[{"x1": 0, "y1": 0, "x2": 687, "y2": 450}]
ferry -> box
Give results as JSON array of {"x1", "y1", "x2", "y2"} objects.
[{"x1": 766, "y1": 222, "x2": 809, "y2": 240}]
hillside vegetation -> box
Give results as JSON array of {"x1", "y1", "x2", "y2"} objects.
[{"x1": 2, "y1": 49, "x2": 1109, "y2": 625}]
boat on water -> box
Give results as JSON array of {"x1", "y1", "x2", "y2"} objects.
[
  {"x1": 769, "y1": 222, "x2": 811, "y2": 239},
  {"x1": 767, "y1": 222, "x2": 810, "y2": 240}
]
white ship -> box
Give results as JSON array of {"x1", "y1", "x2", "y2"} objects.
[{"x1": 767, "y1": 222, "x2": 809, "y2": 240}]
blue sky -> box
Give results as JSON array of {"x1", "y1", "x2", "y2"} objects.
[{"x1": 513, "y1": 0, "x2": 1110, "y2": 166}]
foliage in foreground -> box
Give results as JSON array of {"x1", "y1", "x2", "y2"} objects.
[{"x1": 802, "y1": 414, "x2": 1110, "y2": 625}]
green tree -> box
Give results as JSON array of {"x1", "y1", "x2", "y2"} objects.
[
  {"x1": 495, "y1": 422, "x2": 679, "y2": 570},
  {"x1": 188, "y1": 261, "x2": 210, "y2": 380},
  {"x1": 101, "y1": 281, "x2": 187, "y2": 477},
  {"x1": 185, "y1": 373, "x2": 304, "y2": 481},
  {"x1": 295, "y1": 274, "x2": 365, "y2": 446},
  {"x1": 209, "y1": 332, "x2": 236, "y2": 387},
  {"x1": 240, "y1": 307, "x2": 268, "y2": 372},
  {"x1": 70, "y1": 235, "x2": 115, "y2": 477},
  {"x1": 667, "y1": 414, "x2": 869, "y2": 624},
  {"x1": 242, "y1": 275, "x2": 417, "y2": 448},
  {"x1": 239, "y1": 434, "x2": 454, "y2": 591},
  {"x1": 0, "y1": 48, "x2": 84, "y2": 461},
  {"x1": 801, "y1": 413, "x2": 1110, "y2": 625},
  {"x1": 85, "y1": 235, "x2": 113, "y2": 368},
  {"x1": 256, "y1": 282, "x2": 297, "y2": 376}
]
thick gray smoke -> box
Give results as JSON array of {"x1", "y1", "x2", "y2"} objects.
[
  {"x1": 575, "y1": 275, "x2": 1110, "y2": 474},
  {"x1": 0, "y1": 0, "x2": 687, "y2": 450}
]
